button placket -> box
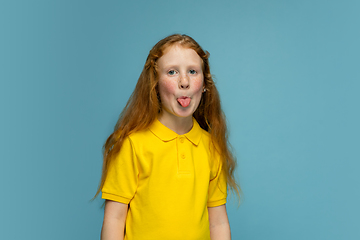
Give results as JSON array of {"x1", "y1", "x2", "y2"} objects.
[{"x1": 177, "y1": 136, "x2": 189, "y2": 173}]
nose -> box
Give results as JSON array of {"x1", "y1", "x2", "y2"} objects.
[{"x1": 179, "y1": 74, "x2": 190, "y2": 89}]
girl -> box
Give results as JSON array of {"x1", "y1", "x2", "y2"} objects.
[{"x1": 95, "y1": 34, "x2": 240, "y2": 240}]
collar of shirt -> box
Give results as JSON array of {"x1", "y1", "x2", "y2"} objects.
[{"x1": 149, "y1": 118, "x2": 202, "y2": 146}]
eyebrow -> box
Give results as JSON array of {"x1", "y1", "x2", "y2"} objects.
[{"x1": 161, "y1": 64, "x2": 202, "y2": 70}]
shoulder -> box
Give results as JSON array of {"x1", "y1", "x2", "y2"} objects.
[
  {"x1": 196, "y1": 123, "x2": 211, "y2": 145},
  {"x1": 127, "y1": 127, "x2": 153, "y2": 143},
  {"x1": 198, "y1": 128, "x2": 220, "y2": 156},
  {"x1": 200, "y1": 127, "x2": 210, "y2": 138}
]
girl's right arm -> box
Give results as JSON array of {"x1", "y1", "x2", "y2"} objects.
[{"x1": 101, "y1": 200, "x2": 128, "y2": 240}]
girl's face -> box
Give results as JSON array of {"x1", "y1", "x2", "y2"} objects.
[{"x1": 157, "y1": 45, "x2": 204, "y2": 122}]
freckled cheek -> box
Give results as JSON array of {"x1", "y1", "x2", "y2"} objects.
[
  {"x1": 159, "y1": 78, "x2": 178, "y2": 95},
  {"x1": 191, "y1": 76, "x2": 204, "y2": 93}
]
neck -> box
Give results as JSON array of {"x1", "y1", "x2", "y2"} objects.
[{"x1": 158, "y1": 113, "x2": 193, "y2": 135}]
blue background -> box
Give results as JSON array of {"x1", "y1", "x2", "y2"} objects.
[{"x1": 1, "y1": 0, "x2": 359, "y2": 239}]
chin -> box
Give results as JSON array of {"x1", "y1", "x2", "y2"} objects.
[{"x1": 172, "y1": 111, "x2": 192, "y2": 118}]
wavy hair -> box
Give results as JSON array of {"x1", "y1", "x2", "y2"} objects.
[{"x1": 94, "y1": 34, "x2": 240, "y2": 201}]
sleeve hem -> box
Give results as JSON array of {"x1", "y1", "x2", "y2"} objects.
[
  {"x1": 101, "y1": 192, "x2": 131, "y2": 204},
  {"x1": 207, "y1": 198, "x2": 227, "y2": 208}
]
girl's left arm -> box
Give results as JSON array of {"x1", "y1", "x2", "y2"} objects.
[{"x1": 208, "y1": 204, "x2": 231, "y2": 240}]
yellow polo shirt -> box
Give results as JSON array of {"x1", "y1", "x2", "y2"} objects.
[{"x1": 102, "y1": 118, "x2": 227, "y2": 240}]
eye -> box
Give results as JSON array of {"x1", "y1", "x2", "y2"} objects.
[
  {"x1": 168, "y1": 70, "x2": 177, "y2": 75},
  {"x1": 189, "y1": 69, "x2": 197, "y2": 74}
]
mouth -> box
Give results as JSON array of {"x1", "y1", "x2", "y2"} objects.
[{"x1": 177, "y1": 96, "x2": 191, "y2": 108}]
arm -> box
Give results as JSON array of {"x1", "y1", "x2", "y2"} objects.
[
  {"x1": 101, "y1": 200, "x2": 128, "y2": 240},
  {"x1": 208, "y1": 204, "x2": 231, "y2": 240}
]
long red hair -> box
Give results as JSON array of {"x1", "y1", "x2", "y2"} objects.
[{"x1": 94, "y1": 34, "x2": 240, "y2": 200}]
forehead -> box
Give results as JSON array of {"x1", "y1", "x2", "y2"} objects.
[{"x1": 158, "y1": 45, "x2": 202, "y2": 67}]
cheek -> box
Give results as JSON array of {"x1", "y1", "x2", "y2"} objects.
[
  {"x1": 191, "y1": 76, "x2": 204, "y2": 92},
  {"x1": 159, "y1": 78, "x2": 177, "y2": 95}
]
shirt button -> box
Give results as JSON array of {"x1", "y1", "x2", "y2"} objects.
[
  {"x1": 181, "y1": 154, "x2": 185, "y2": 159},
  {"x1": 180, "y1": 137, "x2": 184, "y2": 143}
]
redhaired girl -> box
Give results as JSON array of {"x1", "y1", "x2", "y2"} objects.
[{"x1": 95, "y1": 34, "x2": 240, "y2": 240}]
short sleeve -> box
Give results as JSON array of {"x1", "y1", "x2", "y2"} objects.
[
  {"x1": 101, "y1": 137, "x2": 138, "y2": 204},
  {"x1": 207, "y1": 154, "x2": 227, "y2": 207}
]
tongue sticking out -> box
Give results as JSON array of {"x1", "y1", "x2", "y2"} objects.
[{"x1": 177, "y1": 97, "x2": 191, "y2": 108}]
